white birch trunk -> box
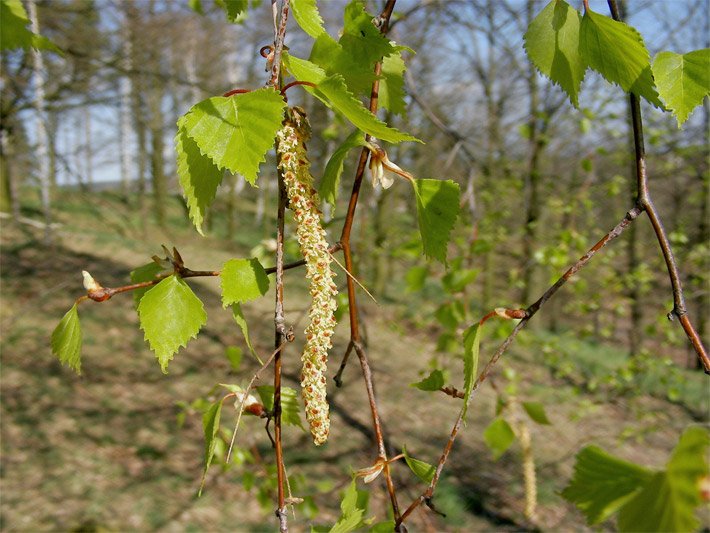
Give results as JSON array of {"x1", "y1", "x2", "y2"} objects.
[{"x1": 119, "y1": 15, "x2": 133, "y2": 199}]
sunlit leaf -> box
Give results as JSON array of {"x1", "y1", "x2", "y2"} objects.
[
  {"x1": 231, "y1": 304, "x2": 262, "y2": 363},
  {"x1": 138, "y1": 275, "x2": 207, "y2": 373},
  {"x1": 580, "y1": 8, "x2": 662, "y2": 107},
  {"x1": 320, "y1": 130, "x2": 367, "y2": 207},
  {"x1": 379, "y1": 50, "x2": 408, "y2": 116},
  {"x1": 403, "y1": 445, "x2": 436, "y2": 483},
  {"x1": 483, "y1": 418, "x2": 515, "y2": 459},
  {"x1": 181, "y1": 88, "x2": 286, "y2": 184},
  {"x1": 0, "y1": 0, "x2": 61, "y2": 53},
  {"x1": 522, "y1": 401, "x2": 552, "y2": 425},
  {"x1": 461, "y1": 322, "x2": 481, "y2": 424},
  {"x1": 413, "y1": 179, "x2": 460, "y2": 263},
  {"x1": 291, "y1": 0, "x2": 325, "y2": 38},
  {"x1": 199, "y1": 398, "x2": 224, "y2": 495},
  {"x1": 51, "y1": 304, "x2": 82, "y2": 374},
  {"x1": 329, "y1": 479, "x2": 369, "y2": 533},
  {"x1": 130, "y1": 262, "x2": 165, "y2": 308},
  {"x1": 652, "y1": 49, "x2": 710, "y2": 126},
  {"x1": 217, "y1": 0, "x2": 248, "y2": 22},
  {"x1": 220, "y1": 258, "x2": 269, "y2": 307},
  {"x1": 410, "y1": 369, "x2": 445, "y2": 391},
  {"x1": 224, "y1": 345, "x2": 242, "y2": 371}
]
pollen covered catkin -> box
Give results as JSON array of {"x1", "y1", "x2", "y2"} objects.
[{"x1": 276, "y1": 107, "x2": 337, "y2": 446}]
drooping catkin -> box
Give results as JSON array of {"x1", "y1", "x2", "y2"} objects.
[{"x1": 276, "y1": 107, "x2": 337, "y2": 446}]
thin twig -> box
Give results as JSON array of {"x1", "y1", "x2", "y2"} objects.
[
  {"x1": 396, "y1": 207, "x2": 642, "y2": 528},
  {"x1": 329, "y1": 252, "x2": 378, "y2": 305}
]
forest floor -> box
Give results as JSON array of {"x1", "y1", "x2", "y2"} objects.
[{"x1": 1, "y1": 192, "x2": 708, "y2": 532}]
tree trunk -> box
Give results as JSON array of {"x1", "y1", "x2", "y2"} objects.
[{"x1": 119, "y1": 14, "x2": 133, "y2": 201}]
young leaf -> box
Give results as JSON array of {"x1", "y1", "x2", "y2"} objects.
[
  {"x1": 403, "y1": 445, "x2": 436, "y2": 483},
  {"x1": 561, "y1": 445, "x2": 653, "y2": 524},
  {"x1": 410, "y1": 369, "x2": 445, "y2": 392},
  {"x1": 369, "y1": 522, "x2": 396, "y2": 532},
  {"x1": 283, "y1": 53, "x2": 420, "y2": 144},
  {"x1": 0, "y1": 0, "x2": 61, "y2": 53},
  {"x1": 256, "y1": 385, "x2": 305, "y2": 430},
  {"x1": 320, "y1": 130, "x2": 367, "y2": 207},
  {"x1": 616, "y1": 427, "x2": 709, "y2": 532},
  {"x1": 521, "y1": 401, "x2": 552, "y2": 425},
  {"x1": 652, "y1": 49, "x2": 710, "y2": 127},
  {"x1": 330, "y1": 479, "x2": 368, "y2": 533},
  {"x1": 51, "y1": 304, "x2": 82, "y2": 374},
  {"x1": 181, "y1": 88, "x2": 286, "y2": 184},
  {"x1": 224, "y1": 345, "x2": 242, "y2": 371},
  {"x1": 461, "y1": 322, "x2": 481, "y2": 424},
  {"x1": 138, "y1": 275, "x2": 207, "y2": 373},
  {"x1": 217, "y1": 0, "x2": 248, "y2": 22},
  {"x1": 231, "y1": 304, "x2": 262, "y2": 364},
  {"x1": 291, "y1": 0, "x2": 325, "y2": 38},
  {"x1": 483, "y1": 418, "x2": 515, "y2": 460},
  {"x1": 412, "y1": 179, "x2": 460, "y2": 264},
  {"x1": 130, "y1": 262, "x2": 164, "y2": 308},
  {"x1": 523, "y1": 0, "x2": 585, "y2": 107},
  {"x1": 175, "y1": 125, "x2": 225, "y2": 235},
  {"x1": 220, "y1": 257, "x2": 270, "y2": 307},
  {"x1": 199, "y1": 398, "x2": 224, "y2": 495},
  {"x1": 379, "y1": 51, "x2": 408, "y2": 116},
  {"x1": 580, "y1": 9, "x2": 662, "y2": 107}
]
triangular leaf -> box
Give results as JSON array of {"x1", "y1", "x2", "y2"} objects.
[
  {"x1": 522, "y1": 401, "x2": 552, "y2": 425},
  {"x1": 220, "y1": 257, "x2": 270, "y2": 307},
  {"x1": 181, "y1": 88, "x2": 286, "y2": 184},
  {"x1": 561, "y1": 445, "x2": 653, "y2": 524},
  {"x1": 138, "y1": 275, "x2": 207, "y2": 373},
  {"x1": 652, "y1": 49, "x2": 710, "y2": 126},
  {"x1": 51, "y1": 304, "x2": 82, "y2": 374},
  {"x1": 130, "y1": 262, "x2": 165, "y2": 308},
  {"x1": 230, "y1": 304, "x2": 262, "y2": 363},
  {"x1": 483, "y1": 418, "x2": 516, "y2": 460},
  {"x1": 330, "y1": 479, "x2": 368, "y2": 533},
  {"x1": 256, "y1": 385, "x2": 305, "y2": 430},
  {"x1": 617, "y1": 427, "x2": 709, "y2": 532},
  {"x1": 283, "y1": 53, "x2": 419, "y2": 144},
  {"x1": 413, "y1": 178, "x2": 460, "y2": 263},
  {"x1": 580, "y1": 8, "x2": 662, "y2": 107},
  {"x1": 199, "y1": 398, "x2": 224, "y2": 495},
  {"x1": 403, "y1": 445, "x2": 436, "y2": 483},
  {"x1": 409, "y1": 369, "x2": 445, "y2": 392},
  {"x1": 461, "y1": 323, "x2": 481, "y2": 424},
  {"x1": 291, "y1": 0, "x2": 325, "y2": 38},
  {"x1": 175, "y1": 125, "x2": 225, "y2": 235},
  {"x1": 320, "y1": 130, "x2": 367, "y2": 207},
  {"x1": 523, "y1": 0, "x2": 585, "y2": 107}
]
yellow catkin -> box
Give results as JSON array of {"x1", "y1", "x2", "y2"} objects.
[{"x1": 276, "y1": 107, "x2": 337, "y2": 446}]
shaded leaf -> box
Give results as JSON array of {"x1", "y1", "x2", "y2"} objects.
[
  {"x1": 483, "y1": 418, "x2": 515, "y2": 459},
  {"x1": 224, "y1": 345, "x2": 242, "y2": 371},
  {"x1": 231, "y1": 304, "x2": 262, "y2": 363},
  {"x1": 405, "y1": 265, "x2": 428, "y2": 292},
  {"x1": 410, "y1": 369, "x2": 445, "y2": 392},
  {"x1": 369, "y1": 521, "x2": 396, "y2": 532},
  {"x1": 652, "y1": 49, "x2": 710, "y2": 126},
  {"x1": 461, "y1": 323, "x2": 481, "y2": 424},
  {"x1": 181, "y1": 88, "x2": 286, "y2": 184},
  {"x1": 524, "y1": 0, "x2": 584, "y2": 107},
  {"x1": 256, "y1": 386, "x2": 305, "y2": 430},
  {"x1": 217, "y1": 0, "x2": 248, "y2": 22},
  {"x1": 220, "y1": 257, "x2": 269, "y2": 307},
  {"x1": 330, "y1": 479, "x2": 368, "y2": 533},
  {"x1": 51, "y1": 304, "x2": 82, "y2": 374},
  {"x1": 379, "y1": 51, "x2": 408, "y2": 116},
  {"x1": 291, "y1": 0, "x2": 325, "y2": 38},
  {"x1": 130, "y1": 262, "x2": 164, "y2": 308},
  {"x1": 199, "y1": 398, "x2": 224, "y2": 495},
  {"x1": 320, "y1": 130, "x2": 367, "y2": 207},
  {"x1": 561, "y1": 445, "x2": 653, "y2": 524},
  {"x1": 522, "y1": 401, "x2": 552, "y2": 425},
  {"x1": 580, "y1": 8, "x2": 662, "y2": 107},
  {"x1": 138, "y1": 275, "x2": 207, "y2": 373},
  {"x1": 413, "y1": 179, "x2": 460, "y2": 263},
  {"x1": 403, "y1": 445, "x2": 436, "y2": 483}
]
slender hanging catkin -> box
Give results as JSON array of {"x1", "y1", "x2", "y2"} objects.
[{"x1": 276, "y1": 107, "x2": 337, "y2": 445}]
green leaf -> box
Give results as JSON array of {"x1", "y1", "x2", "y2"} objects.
[
  {"x1": 220, "y1": 257, "x2": 270, "y2": 307},
  {"x1": 0, "y1": 0, "x2": 61, "y2": 53},
  {"x1": 412, "y1": 179, "x2": 460, "y2": 263},
  {"x1": 130, "y1": 262, "x2": 164, "y2": 308},
  {"x1": 330, "y1": 479, "x2": 367, "y2": 533},
  {"x1": 291, "y1": 0, "x2": 325, "y2": 38},
  {"x1": 231, "y1": 304, "x2": 262, "y2": 364},
  {"x1": 379, "y1": 50, "x2": 408, "y2": 116},
  {"x1": 580, "y1": 9, "x2": 662, "y2": 107},
  {"x1": 521, "y1": 401, "x2": 552, "y2": 425},
  {"x1": 524, "y1": 0, "x2": 585, "y2": 107},
  {"x1": 652, "y1": 49, "x2": 710, "y2": 126},
  {"x1": 181, "y1": 88, "x2": 286, "y2": 184},
  {"x1": 320, "y1": 130, "x2": 367, "y2": 207},
  {"x1": 283, "y1": 53, "x2": 419, "y2": 144},
  {"x1": 217, "y1": 0, "x2": 248, "y2": 22},
  {"x1": 483, "y1": 418, "x2": 516, "y2": 460},
  {"x1": 405, "y1": 265, "x2": 428, "y2": 292},
  {"x1": 199, "y1": 398, "x2": 224, "y2": 495},
  {"x1": 617, "y1": 427, "x2": 709, "y2": 532},
  {"x1": 51, "y1": 304, "x2": 82, "y2": 374},
  {"x1": 403, "y1": 445, "x2": 436, "y2": 483},
  {"x1": 224, "y1": 345, "x2": 242, "y2": 371},
  {"x1": 410, "y1": 369, "x2": 445, "y2": 391},
  {"x1": 561, "y1": 445, "x2": 653, "y2": 524},
  {"x1": 369, "y1": 522, "x2": 396, "y2": 533},
  {"x1": 256, "y1": 386, "x2": 305, "y2": 430},
  {"x1": 175, "y1": 125, "x2": 225, "y2": 235},
  {"x1": 188, "y1": 0, "x2": 203, "y2": 15},
  {"x1": 309, "y1": 33, "x2": 376, "y2": 98},
  {"x1": 461, "y1": 322, "x2": 481, "y2": 424},
  {"x1": 138, "y1": 275, "x2": 207, "y2": 373}
]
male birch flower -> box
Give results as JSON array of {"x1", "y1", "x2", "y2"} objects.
[{"x1": 276, "y1": 107, "x2": 338, "y2": 446}]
